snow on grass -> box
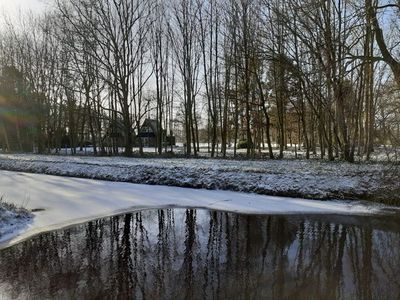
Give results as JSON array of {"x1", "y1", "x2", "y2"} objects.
[
  {"x1": 49, "y1": 144, "x2": 400, "y2": 162},
  {"x1": 0, "y1": 170, "x2": 395, "y2": 249},
  {"x1": 0, "y1": 197, "x2": 33, "y2": 243},
  {"x1": 0, "y1": 153, "x2": 398, "y2": 203}
]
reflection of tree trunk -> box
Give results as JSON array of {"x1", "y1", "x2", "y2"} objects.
[
  {"x1": 245, "y1": 217, "x2": 251, "y2": 295},
  {"x1": 118, "y1": 213, "x2": 133, "y2": 295},
  {"x1": 332, "y1": 225, "x2": 347, "y2": 299},
  {"x1": 155, "y1": 210, "x2": 165, "y2": 297},
  {"x1": 183, "y1": 209, "x2": 196, "y2": 299},
  {"x1": 155, "y1": 210, "x2": 175, "y2": 298},
  {"x1": 271, "y1": 217, "x2": 288, "y2": 299},
  {"x1": 203, "y1": 211, "x2": 224, "y2": 298},
  {"x1": 296, "y1": 221, "x2": 305, "y2": 277},
  {"x1": 85, "y1": 220, "x2": 103, "y2": 292},
  {"x1": 361, "y1": 229, "x2": 373, "y2": 300},
  {"x1": 256, "y1": 216, "x2": 272, "y2": 291}
]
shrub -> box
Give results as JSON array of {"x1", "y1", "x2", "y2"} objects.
[{"x1": 237, "y1": 140, "x2": 253, "y2": 149}]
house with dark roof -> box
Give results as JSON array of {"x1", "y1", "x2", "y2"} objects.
[
  {"x1": 102, "y1": 117, "x2": 128, "y2": 147},
  {"x1": 136, "y1": 118, "x2": 175, "y2": 148}
]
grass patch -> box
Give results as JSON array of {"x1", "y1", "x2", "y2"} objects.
[{"x1": 0, "y1": 196, "x2": 32, "y2": 225}]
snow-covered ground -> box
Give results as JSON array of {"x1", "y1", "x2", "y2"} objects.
[
  {"x1": 0, "y1": 170, "x2": 394, "y2": 249},
  {"x1": 0, "y1": 153, "x2": 398, "y2": 203},
  {"x1": 0, "y1": 199, "x2": 32, "y2": 243},
  {"x1": 51, "y1": 144, "x2": 400, "y2": 162}
]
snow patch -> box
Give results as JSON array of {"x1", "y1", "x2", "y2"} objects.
[{"x1": 0, "y1": 200, "x2": 33, "y2": 242}]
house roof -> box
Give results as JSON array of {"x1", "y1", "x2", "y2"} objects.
[{"x1": 142, "y1": 119, "x2": 161, "y2": 135}]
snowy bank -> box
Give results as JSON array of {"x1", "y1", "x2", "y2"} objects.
[
  {"x1": 0, "y1": 199, "x2": 32, "y2": 243},
  {"x1": 0, "y1": 170, "x2": 392, "y2": 249},
  {"x1": 0, "y1": 154, "x2": 398, "y2": 203}
]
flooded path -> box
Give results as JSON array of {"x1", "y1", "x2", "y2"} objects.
[{"x1": 0, "y1": 209, "x2": 400, "y2": 299}]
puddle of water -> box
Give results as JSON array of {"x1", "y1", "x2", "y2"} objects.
[{"x1": 0, "y1": 209, "x2": 399, "y2": 299}]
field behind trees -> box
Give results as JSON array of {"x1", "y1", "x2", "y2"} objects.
[{"x1": 0, "y1": 0, "x2": 399, "y2": 163}]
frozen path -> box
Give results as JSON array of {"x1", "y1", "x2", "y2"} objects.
[{"x1": 0, "y1": 170, "x2": 384, "y2": 248}]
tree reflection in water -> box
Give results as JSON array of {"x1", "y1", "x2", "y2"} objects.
[{"x1": 0, "y1": 209, "x2": 399, "y2": 300}]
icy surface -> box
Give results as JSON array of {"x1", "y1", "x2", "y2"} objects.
[
  {"x1": 0, "y1": 153, "x2": 397, "y2": 201},
  {"x1": 0, "y1": 170, "x2": 390, "y2": 248}
]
